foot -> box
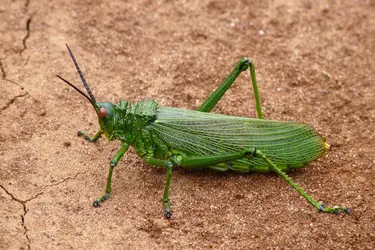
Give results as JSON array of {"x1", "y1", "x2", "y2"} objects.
[
  {"x1": 163, "y1": 199, "x2": 172, "y2": 219},
  {"x1": 93, "y1": 192, "x2": 111, "y2": 207},
  {"x1": 319, "y1": 204, "x2": 351, "y2": 214},
  {"x1": 77, "y1": 131, "x2": 98, "y2": 142}
]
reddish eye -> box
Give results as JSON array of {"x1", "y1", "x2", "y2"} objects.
[{"x1": 98, "y1": 108, "x2": 107, "y2": 118}]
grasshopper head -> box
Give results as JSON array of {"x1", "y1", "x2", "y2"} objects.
[
  {"x1": 56, "y1": 44, "x2": 117, "y2": 139},
  {"x1": 96, "y1": 102, "x2": 116, "y2": 139}
]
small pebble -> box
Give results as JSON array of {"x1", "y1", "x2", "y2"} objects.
[
  {"x1": 63, "y1": 141, "x2": 71, "y2": 147},
  {"x1": 152, "y1": 219, "x2": 169, "y2": 233},
  {"x1": 258, "y1": 29, "x2": 265, "y2": 35},
  {"x1": 38, "y1": 110, "x2": 46, "y2": 116}
]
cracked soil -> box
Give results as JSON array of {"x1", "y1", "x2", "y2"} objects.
[{"x1": 1, "y1": 0, "x2": 375, "y2": 249}]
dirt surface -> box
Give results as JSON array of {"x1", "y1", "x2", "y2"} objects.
[{"x1": 1, "y1": 0, "x2": 375, "y2": 249}]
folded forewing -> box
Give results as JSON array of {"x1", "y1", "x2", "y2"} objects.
[{"x1": 149, "y1": 107, "x2": 326, "y2": 167}]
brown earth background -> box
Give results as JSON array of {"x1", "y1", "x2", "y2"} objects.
[{"x1": 1, "y1": 0, "x2": 375, "y2": 249}]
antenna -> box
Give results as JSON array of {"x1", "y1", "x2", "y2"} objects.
[
  {"x1": 65, "y1": 44, "x2": 97, "y2": 104},
  {"x1": 56, "y1": 75, "x2": 96, "y2": 107}
]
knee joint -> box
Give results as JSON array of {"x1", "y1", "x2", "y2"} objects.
[
  {"x1": 171, "y1": 154, "x2": 183, "y2": 166},
  {"x1": 166, "y1": 161, "x2": 173, "y2": 168},
  {"x1": 239, "y1": 57, "x2": 252, "y2": 71},
  {"x1": 244, "y1": 148, "x2": 257, "y2": 158}
]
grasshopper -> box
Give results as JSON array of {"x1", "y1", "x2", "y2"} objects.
[{"x1": 57, "y1": 44, "x2": 350, "y2": 218}]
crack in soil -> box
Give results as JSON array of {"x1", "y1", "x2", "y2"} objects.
[
  {"x1": 23, "y1": 55, "x2": 31, "y2": 67},
  {"x1": 0, "y1": 64, "x2": 29, "y2": 112},
  {"x1": 0, "y1": 184, "x2": 36, "y2": 250},
  {"x1": 5, "y1": 79, "x2": 25, "y2": 90},
  {"x1": 42, "y1": 171, "x2": 86, "y2": 189},
  {"x1": 0, "y1": 171, "x2": 86, "y2": 250},
  {"x1": 0, "y1": 60, "x2": 6, "y2": 79},
  {"x1": 20, "y1": 17, "x2": 32, "y2": 55},
  {"x1": 0, "y1": 93, "x2": 29, "y2": 112},
  {"x1": 1, "y1": 58, "x2": 27, "y2": 91}
]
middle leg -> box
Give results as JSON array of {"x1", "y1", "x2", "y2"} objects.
[{"x1": 143, "y1": 149, "x2": 257, "y2": 218}]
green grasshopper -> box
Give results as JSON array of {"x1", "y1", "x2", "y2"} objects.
[{"x1": 57, "y1": 44, "x2": 350, "y2": 218}]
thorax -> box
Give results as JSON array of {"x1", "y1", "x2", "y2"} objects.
[{"x1": 112, "y1": 100, "x2": 158, "y2": 144}]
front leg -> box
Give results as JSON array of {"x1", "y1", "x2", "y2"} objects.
[
  {"x1": 77, "y1": 130, "x2": 103, "y2": 142},
  {"x1": 93, "y1": 143, "x2": 129, "y2": 207}
]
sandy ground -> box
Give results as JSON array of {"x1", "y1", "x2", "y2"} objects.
[{"x1": 1, "y1": 0, "x2": 375, "y2": 249}]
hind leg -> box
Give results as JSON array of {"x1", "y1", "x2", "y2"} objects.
[
  {"x1": 255, "y1": 149, "x2": 350, "y2": 214},
  {"x1": 197, "y1": 58, "x2": 264, "y2": 119}
]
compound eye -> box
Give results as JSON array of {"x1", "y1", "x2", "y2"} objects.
[{"x1": 98, "y1": 107, "x2": 107, "y2": 118}]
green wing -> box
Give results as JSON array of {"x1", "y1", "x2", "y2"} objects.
[{"x1": 148, "y1": 107, "x2": 327, "y2": 170}]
